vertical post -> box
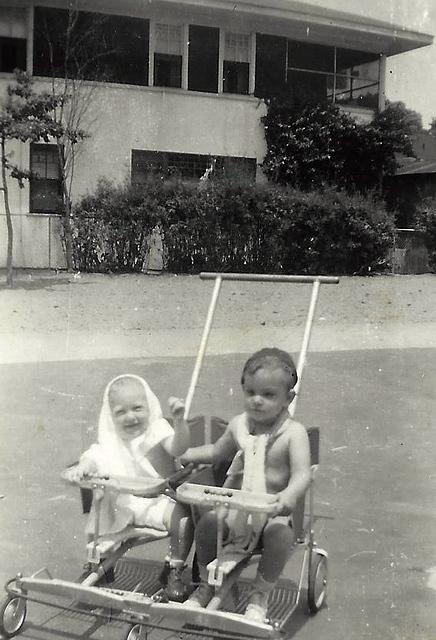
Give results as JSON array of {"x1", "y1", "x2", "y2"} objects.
[
  {"x1": 184, "y1": 276, "x2": 223, "y2": 420},
  {"x1": 289, "y1": 279, "x2": 321, "y2": 418},
  {"x1": 26, "y1": 6, "x2": 34, "y2": 76},
  {"x1": 378, "y1": 53, "x2": 386, "y2": 112},
  {"x1": 249, "y1": 32, "x2": 256, "y2": 95},
  {"x1": 148, "y1": 19, "x2": 155, "y2": 87},
  {"x1": 48, "y1": 215, "x2": 51, "y2": 268},
  {"x1": 218, "y1": 28, "x2": 224, "y2": 94},
  {"x1": 332, "y1": 46, "x2": 337, "y2": 104},
  {"x1": 182, "y1": 23, "x2": 189, "y2": 90}
]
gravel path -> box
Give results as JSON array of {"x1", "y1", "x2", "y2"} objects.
[
  {"x1": 0, "y1": 271, "x2": 435, "y2": 363},
  {"x1": 1, "y1": 271, "x2": 435, "y2": 332}
]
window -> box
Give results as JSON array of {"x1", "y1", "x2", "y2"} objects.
[
  {"x1": 154, "y1": 23, "x2": 182, "y2": 88},
  {"x1": 0, "y1": 37, "x2": 26, "y2": 72},
  {"x1": 255, "y1": 35, "x2": 380, "y2": 110},
  {"x1": 33, "y1": 7, "x2": 149, "y2": 85},
  {"x1": 287, "y1": 41, "x2": 335, "y2": 105},
  {"x1": 255, "y1": 34, "x2": 287, "y2": 99},
  {"x1": 332, "y1": 49, "x2": 380, "y2": 109},
  {"x1": 223, "y1": 32, "x2": 250, "y2": 95},
  {"x1": 188, "y1": 25, "x2": 219, "y2": 93},
  {"x1": 30, "y1": 144, "x2": 63, "y2": 214},
  {"x1": 285, "y1": 41, "x2": 334, "y2": 107},
  {"x1": 132, "y1": 149, "x2": 256, "y2": 183}
]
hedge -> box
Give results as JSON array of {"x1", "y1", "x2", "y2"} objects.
[{"x1": 70, "y1": 178, "x2": 395, "y2": 275}]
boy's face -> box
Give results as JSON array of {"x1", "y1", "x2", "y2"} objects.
[
  {"x1": 242, "y1": 367, "x2": 293, "y2": 428},
  {"x1": 109, "y1": 383, "x2": 149, "y2": 442}
]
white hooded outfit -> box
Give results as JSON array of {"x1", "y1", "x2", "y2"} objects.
[{"x1": 81, "y1": 374, "x2": 176, "y2": 535}]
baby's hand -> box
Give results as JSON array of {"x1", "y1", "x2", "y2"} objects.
[
  {"x1": 63, "y1": 458, "x2": 97, "y2": 483},
  {"x1": 168, "y1": 396, "x2": 185, "y2": 419}
]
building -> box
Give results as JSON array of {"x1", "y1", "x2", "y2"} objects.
[
  {"x1": 385, "y1": 132, "x2": 436, "y2": 227},
  {"x1": 0, "y1": 1, "x2": 433, "y2": 268}
]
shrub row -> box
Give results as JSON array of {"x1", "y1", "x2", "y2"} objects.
[
  {"x1": 70, "y1": 179, "x2": 396, "y2": 275},
  {"x1": 415, "y1": 197, "x2": 436, "y2": 271}
]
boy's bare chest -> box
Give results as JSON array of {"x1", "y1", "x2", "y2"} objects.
[{"x1": 265, "y1": 432, "x2": 291, "y2": 470}]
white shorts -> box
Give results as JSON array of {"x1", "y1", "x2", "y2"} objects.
[
  {"x1": 86, "y1": 493, "x2": 175, "y2": 536},
  {"x1": 130, "y1": 494, "x2": 174, "y2": 531}
]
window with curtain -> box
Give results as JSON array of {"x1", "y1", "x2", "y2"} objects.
[
  {"x1": 154, "y1": 23, "x2": 183, "y2": 88},
  {"x1": 223, "y1": 31, "x2": 250, "y2": 94},
  {"x1": 29, "y1": 144, "x2": 63, "y2": 214}
]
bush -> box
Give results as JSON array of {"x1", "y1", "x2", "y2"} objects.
[
  {"x1": 276, "y1": 188, "x2": 395, "y2": 274},
  {"x1": 160, "y1": 184, "x2": 295, "y2": 273},
  {"x1": 71, "y1": 178, "x2": 164, "y2": 272},
  {"x1": 415, "y1": 197, "x2": 436, "y2": 271},
  {"x1": 71, "y1": 178, "x2": 395, "y2": 275},
  {"x1": 262, "y1": 101, "x2": 414, "y2": 192}
]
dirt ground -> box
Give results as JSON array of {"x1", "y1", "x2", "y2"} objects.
[{"x1": 1, "y1": 269, "x2": 435, "y2": 334}]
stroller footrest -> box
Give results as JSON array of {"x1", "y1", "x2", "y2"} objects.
[
  {"x1": 87, "y1": 526, "x2": 168, "y2": 560},
  {"x1": 206, "y1": 550, "x2": 252, "y2": 587}
]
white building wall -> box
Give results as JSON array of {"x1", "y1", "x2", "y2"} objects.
[
  {"x1": 64, "y1": 83, "x2": 267, "y2": 198},
  {"x1": 0, "y1": 73, "x2": 267, "y2": 269}
]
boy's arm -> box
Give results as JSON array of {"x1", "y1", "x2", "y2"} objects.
[
  {"x1": 180, "y1": 420, "x2": 238, "y2": 466},
  {"x1": 275, "y1": 422, "x2": 311, "y2": 515}
]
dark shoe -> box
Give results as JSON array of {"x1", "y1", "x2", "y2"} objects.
[{"x1": 164, "y1": 564, "x2": 189, "y2": 602}]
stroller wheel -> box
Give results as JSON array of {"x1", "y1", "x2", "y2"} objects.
[
  {"x1": 308, "y1": 552, "x2": 328, "y2": 614},
  {"x1": 0, "y1": 595, "x2": 27, "y2": 637},
  {"x1": 124, "y1": 623, "x2": 146, "y2": 640}
]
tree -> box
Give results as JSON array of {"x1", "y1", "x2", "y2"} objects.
[
  {"x1": 0, "y1": 70, "x2": 64, "y2": 287},
  {"x1": 261, "y1": 98, "x2": 416, "y2": 193},
  {"x1": 429, "y1": 117, "x2": 436, "y2": 136},
  {"x1": 384, "y1": 100, "x2": 423, "y2": 135}
]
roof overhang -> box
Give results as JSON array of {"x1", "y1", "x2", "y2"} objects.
[
  {"x1": 11, "y1": 0, "x2": 433, "y2": 56},
  {"x1": 148, "y1": 0, "x2": 434, "y2": 56},
  {"x1": 396, "y1": 159, "x2": 436, "y2": 176}
]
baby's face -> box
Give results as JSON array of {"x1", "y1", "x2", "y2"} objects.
[
  {"x1": 242, "y1": 367, "x2": 293, "y2": 428},
  {"x1": 109, "y1": 382, "x2": 149, "y2": 442}
]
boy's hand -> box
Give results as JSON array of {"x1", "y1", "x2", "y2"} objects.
[
  {"x1": 168, "y1": 396, "x2": 185, "y2": 419},
  {"x1": 271, "y1": 490, "x2": 295, "y2": 517},
  {"x1": 179, "y1": 451, "x2": 191, "y2": 466}
]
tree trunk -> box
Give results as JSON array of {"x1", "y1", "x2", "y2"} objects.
[
  {"x1": 58, "y1": 143, "x2": 74, "y2": 271},
  {"x1": 1, "y1": 137, "x2": 13, "y2": 288},
  {"x1": 63, "y1": 195, "x2": 74, "y2": 272}
]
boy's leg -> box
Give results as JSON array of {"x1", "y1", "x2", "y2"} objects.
[
  {"x1": 246, "y1": 517, "x2": 295, "y2": 621},
  {"x1": 185, "y1": 510, "x2": 228, "y2": 608}
]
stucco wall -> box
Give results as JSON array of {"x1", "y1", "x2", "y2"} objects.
[
  {"x1": 0, "y1": 74, "x2": 267, "y2": 268},
  {"x1": 63, "y1": 82, "x2": 267, "y2": 200}
]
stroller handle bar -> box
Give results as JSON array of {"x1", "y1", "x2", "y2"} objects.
[
  {"x1": 61, "y1": 471, "x2": 168, "y2": 496},
  {"x1": 177, "y1": 482, "x2": 279, "y2": 515},
  {"x1": 200, "y1": 272, "x2": 339, "y2": 285},
  {"x1": 61, "y1": 464, "x2": 195, "y2": 497}
]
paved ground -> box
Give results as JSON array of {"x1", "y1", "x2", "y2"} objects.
[{"x1": 0, "y1": 271, "x2": 435, "y2": 640}]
